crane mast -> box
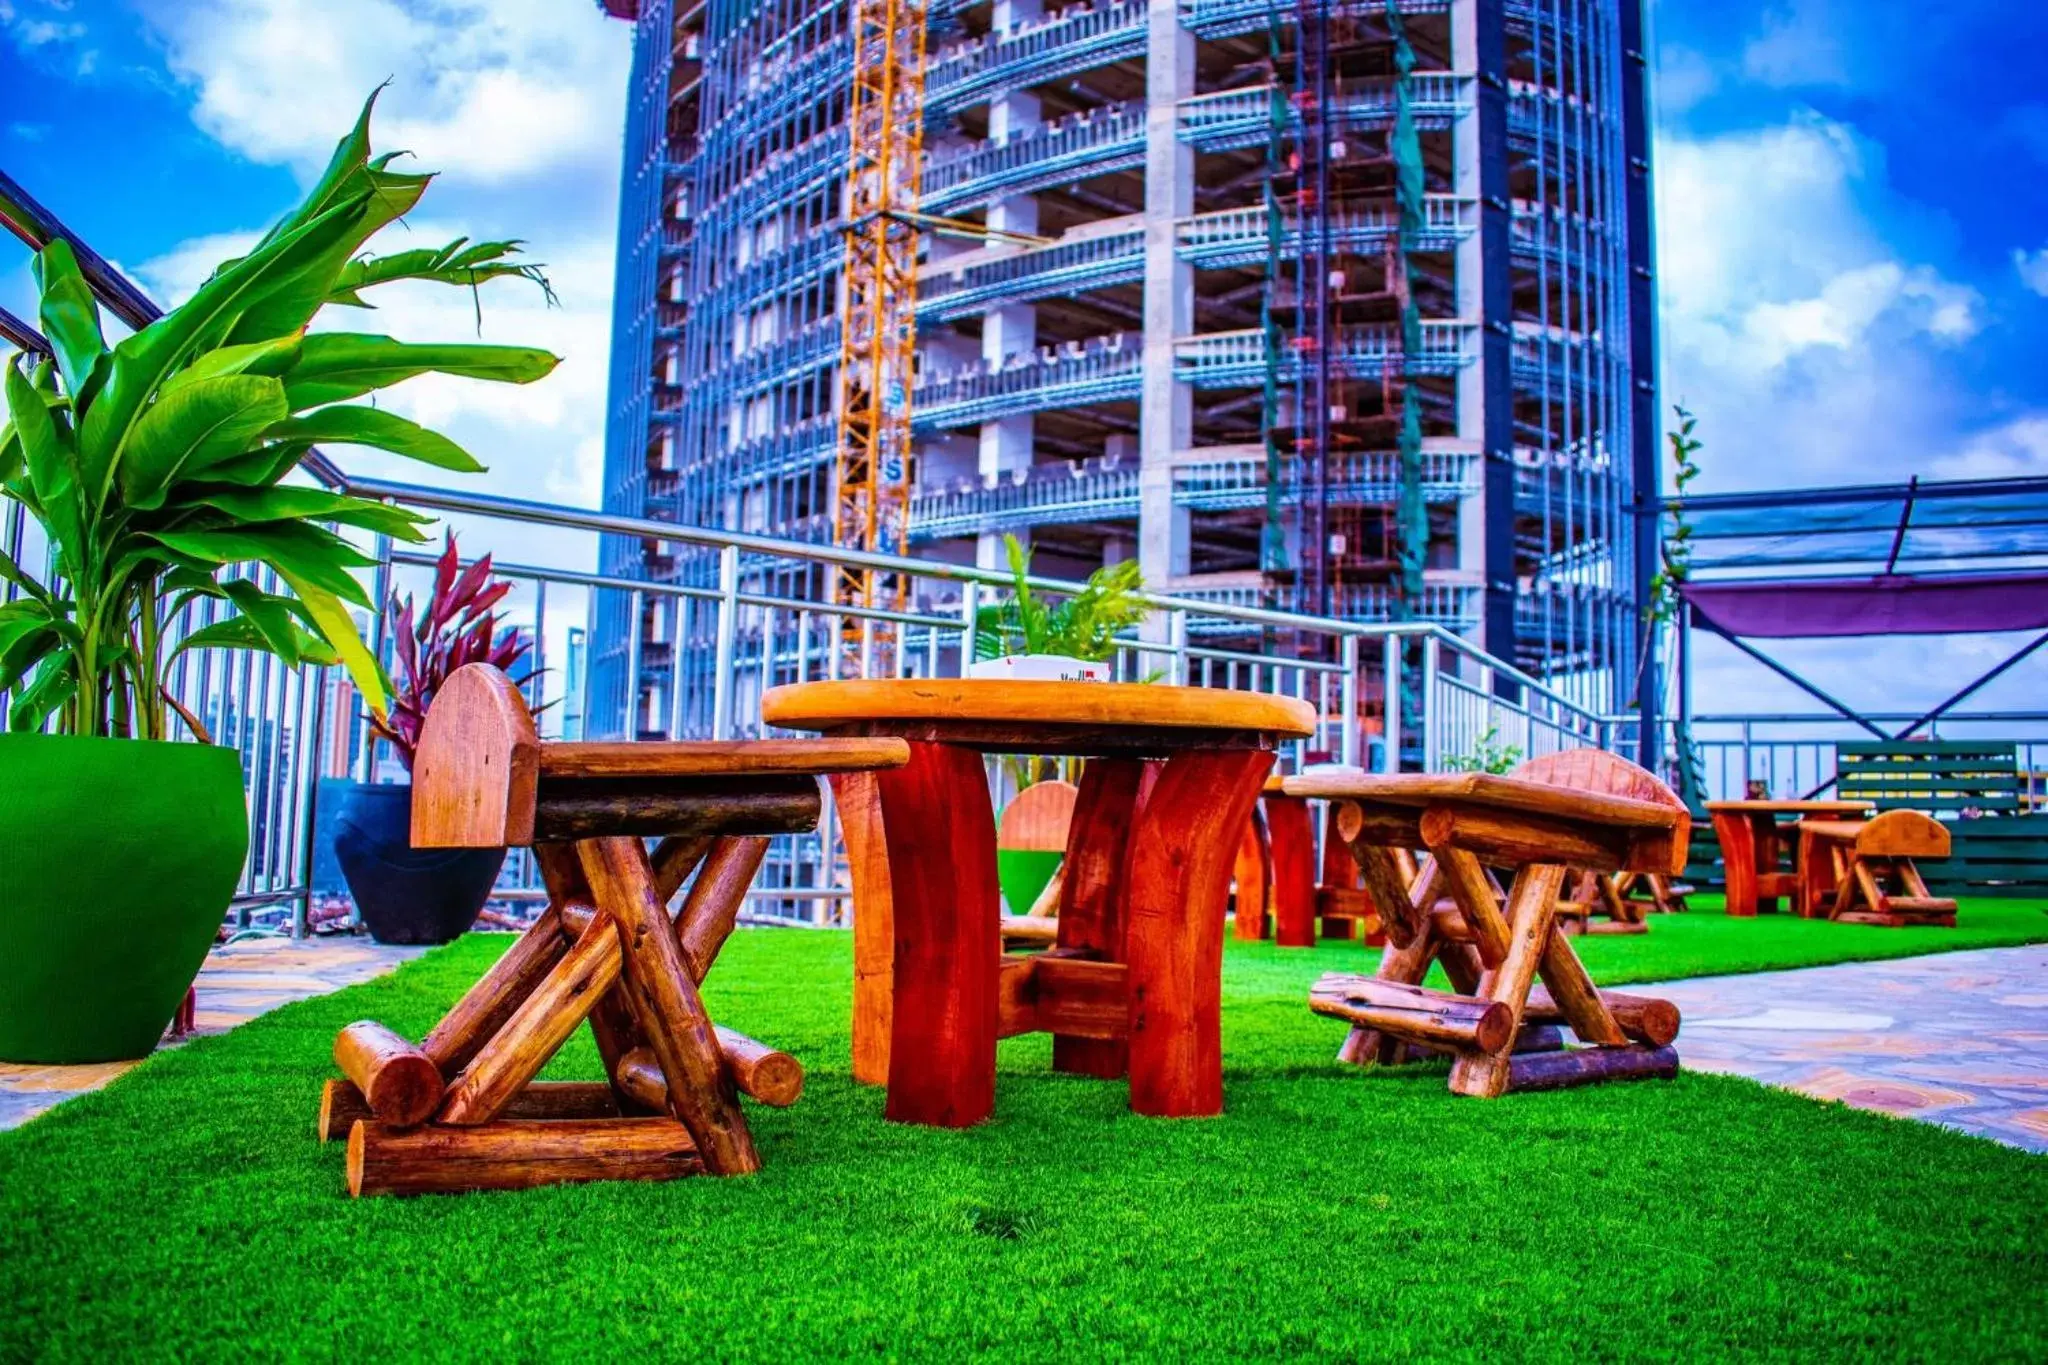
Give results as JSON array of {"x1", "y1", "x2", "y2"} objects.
[{"x1": 834, "y1": 0, "x2": 929, "y2": 653}]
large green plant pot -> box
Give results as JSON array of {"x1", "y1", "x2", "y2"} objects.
[
  {"x1": 0, "y1": 734, "x2": 248, "y2": 1063},
  {"x1": 997, "y1": 849, "x2": 1064, "y2": 916}
]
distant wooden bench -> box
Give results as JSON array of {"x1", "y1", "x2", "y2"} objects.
[
  {"x1": 1285, "y1": 749, "x2": 1687, "y2": 1098},
  {"x1": 315, "y1": 663, "x2": 907, "y2": 1196},
  {"x1": 1257, "y1": 772, "x2": 1385, "y2": 947},
  {"x1": 996, "y1": 780, "x2": 1077, "y2": 948},
  {"x1": 1836, "y1": 741, "x2": 2022, "y2": 817},
  {"x1": 1795, "y1": 810, "x2": 1958, "y2": 927}
]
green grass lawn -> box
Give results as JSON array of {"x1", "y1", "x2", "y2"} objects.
[{"x1": 3, "y1": 904, "x2": 2046, "y2": 1361}]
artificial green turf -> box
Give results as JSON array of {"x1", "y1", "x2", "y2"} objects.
[{"x1": 2, "y1": 913, "x2": 2045, "y2": 1361}]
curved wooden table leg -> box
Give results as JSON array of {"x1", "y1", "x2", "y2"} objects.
[
  {"x1": 830, "y1": 771, "x2": 894, "y2": 1087},
  {"x1": 1053, "y1": 759, "x2": 1153, "y2": 1077},
  {"x1": 1266, "y1": 793, "x2": 1318, "y2": 947},
  {"x1": 1711, "y1": 811, "x2": 1758, "y2": 917},
  {"x1": 875, "y1": 740, "x2": 1001, "y2": 1127},
  {"x1": 1233, "y1": 806, "x2": 1271, "y2": 942},
  {"x1": 1125, "y1": 748, "x2": 1274, "y2": 1118}
]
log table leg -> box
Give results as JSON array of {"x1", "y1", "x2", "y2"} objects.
[
  {"x1": 1754, "y1": 817, "x2": 1783, "y2": 913},
  {"x1": 1266, "y1": 794, "x2": 1319, "y2": 947},
  {"x1": 831, "y1": 770, "x2": 895, "y2": 1088},
  {"x1": 1124, "y1": 748, "x2": 1274, "y2": 1118},
  {"x1": 1233, "y1": 807, "x2": 1271, "y2": 942},
  {"x1": 1712, "y1": 811, "x2": 1759, "y2": 917},
  {"x1": 874, "y1": 740, "x2": 1001, "y2": 1127},
  {"x1": 1055, "y1": 759, "x2": 1153, "y2": 1078}
]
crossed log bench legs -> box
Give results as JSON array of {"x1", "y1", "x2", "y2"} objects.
[
  {"x1": 316, "y1": 833, "x2": 799, "y2": 1196},
  {"x1": 1316, "y1": 847, "x2": 1680, "y2": 1098}
]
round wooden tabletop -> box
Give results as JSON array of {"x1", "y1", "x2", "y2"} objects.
[{"x1": 760, "y1": 678, "x2": 1317, "y2": 755}]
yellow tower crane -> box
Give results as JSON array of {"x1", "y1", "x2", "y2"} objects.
[{"x1": 833, "y1": 0, "x2": 930, "y2": 649}]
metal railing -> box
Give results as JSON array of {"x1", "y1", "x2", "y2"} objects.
[{"x1": 1674, "y1": 714, "x2": 2048, "y2": 806}]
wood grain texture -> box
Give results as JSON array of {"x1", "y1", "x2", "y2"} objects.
[
  {"x1": 533, "y1": 843, "x2": 646, "y2": 1106},
  {"x1": 1265, "y1": 794, "x2": 1319, "y2": 947},
  {"x1": 1523, "y1": 987, "x2": 1679, "y2": 1047},
  {"x1": 1711, "y1": 809, "x2": 1763, "y2": 916},
  {"x1": 997, "y1": 779, "x2": 1078, "y2": 851},
  {"x1": 1504, "y1": 1044, "x2": 1679, "y2": 1094},
  {"x1": 410, "y1": 663, "x2": 542, "y2": 848},
  {"x1": 540, "y1": 737, "x2": 908, "y2": 779},
  {"x1": 580, "y1": 837, "x2": 760, "y2": 1175},
  {"x1": 1233, "y1": 807, "x2": 1271, "y2": 941},
  {"x1": 419, "y1": 894, "x2": 570, "y2": 1077},
  {"x1": 830, "y1": 770, "x2": 894, "y2": 1087},
  {"x1": 1310, "y1": 975, "x2": 1515, "y2": 1054},
  {"x1": 1124, "y1": 747, "x2": 1274, "y2": 1118},
  {"x1": 760, "y1": 678, "x2": 1318, "y2": 739},
  {"x1": 676, "y1": 836, "x2": 770, "y2": 980},
  {"x1": 1433, "y1": 848, "x2": 1511, "y2": 967},
  {"x1": 318, "y1": 1079, "x2": 627, "y2": 1142},
  {"x1": 435, "y1": 910, "x2": 624, "y2": 1126},
  {"x1": 348, "y1": 1118, "x2": 703, "y2": 1197},
  {"x1": 1282, "y1": 768, "x2": 1682, "y2": 830},
  {"x1": 532, "y1": 777, "x2": 820, "y2": 840},
  {"x1": 875, "y1": 740, "x2": 1001, "y2": 1127},
  {"x1": 1054, "y1": 758, "x2": 1153, "y2": 1078},
  {"x1": 1447, "y1": 863, "x2": 1567, "y2": 1099},
  {"x1": 614, "y1": 1031, "x2": 804, "y2": 1110},
  {"x1": 333, "y1": 1022, "x2": 444, "y2": 1128}
]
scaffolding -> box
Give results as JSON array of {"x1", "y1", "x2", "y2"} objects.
[{"x1": 591, "y1": 0, "x2": 1658, "y2": 744}]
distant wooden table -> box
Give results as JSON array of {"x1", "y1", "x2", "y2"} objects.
[
  {"x1": 761, "y1": 679, "x2": 1316, "y2": 1126},
  {"x1": 1704, "y1": 799, "x2": 1872, "y2": 916}
]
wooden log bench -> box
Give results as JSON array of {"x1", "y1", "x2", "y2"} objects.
[
  {"x1": 314, "y1": 663, "x2": 907, "y2": 1196},
  {"x1": 1285, "y1": 749, "x2": 1688, "y2": 1098},
  {"x1": 1795, "y1": 809, "x2": 1959, "y2": 926}
]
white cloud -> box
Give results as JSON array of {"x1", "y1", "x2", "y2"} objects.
[
  {"x1": 1655, "y1": 44, "x2": 1717, "y2": 119},
  {"x1": 1741, "y1": 0, "x2": 1850, "y2": 89},
  {"x1": 2015, "y1": 246, "x2": 2048, "y2": 297},
  {"x1": 139, "y1": 0, "x2": 630, "y2": 187},
  {"x1": 1657, "y1": 114, "x2": 1993, "y2": 488},
  {"x1": 1930, "y1": 415, "x2": 2048, "y2": 480},
  {"x1": 123, "y1": 0, "x2": 633, "y2": 541}
]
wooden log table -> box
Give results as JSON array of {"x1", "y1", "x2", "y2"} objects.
[
  {"x1": 1705, "y1": 799, "x2": 1872, "y2": 916},
  {"x1": 760, "y1": 679, "x2": 1317, "y2": 1125},
  {"x1": 1285, "y1": 749, "x2": 1689, "y2": 1098}
]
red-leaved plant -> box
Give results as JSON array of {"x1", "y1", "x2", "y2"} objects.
[{"x1": 368, "y1": 533, "x2": 537, "y2": 772}]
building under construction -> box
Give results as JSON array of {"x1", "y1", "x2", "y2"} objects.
[{"x1": 587, "y1": 0, "x2": 1659, "y2": 739}]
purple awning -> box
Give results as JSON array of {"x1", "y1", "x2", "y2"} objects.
[{"x1": 1681, "y1": 572, "x2": 2048, "y2": 639}]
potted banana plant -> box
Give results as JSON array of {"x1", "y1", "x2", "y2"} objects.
[
  {"x1": 0, "y1": 92, "x2": 558, "y2": 1062},
  {"x1": 334, "y1": 533, "x2": 537, "y2": 944},
  {"x1": 970, "y1": 534, "x2": 1151, "y2": 911}
]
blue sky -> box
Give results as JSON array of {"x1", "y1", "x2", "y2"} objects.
[{"x1": 5, "y1": 0, "x2": 2047, "y2": 719}]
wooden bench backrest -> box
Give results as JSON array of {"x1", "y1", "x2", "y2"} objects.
[
  {"x1": 1836, "y1": 741, "x2": 2021, "y2": 816},
  {"x1": 412, "y1": 664, "x2": 542, "y2": 848},
  {"x1": 1855, "y1": 809, "x2": 1950, "y2": 859},
  {"x1": 1511, "y1": 749, "x2": 1692, "y2": 875},
  {"x1": 998, "y1": 780, "x2": 1079, "y2": 852}
]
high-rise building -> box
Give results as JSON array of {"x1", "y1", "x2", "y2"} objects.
[{"x1": 588, "y1": 0, "x2": 1658, "y2": 742}]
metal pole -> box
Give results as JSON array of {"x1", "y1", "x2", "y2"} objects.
[
  {"x1": 958, "y1": 580, "x2": 980, "y2": 676},
  {"x1": 1339, "y1": 633, "x2": 1360, "y2": 768},
  {"x1": 1168, "y1": 610, "x2": 1189, "y2": 686},
  {"x1": 624, "y1": 589, "x2": 645, "y2": 738},
  {"x1": 1380, "y1": 633, "x2": 1401, "y2": 774},
  {"x1": 711, "y1": 544, "x2": 740, "y2": 740},
  {"x1": 1420, "y1": 633, "x2": 1439, "y2": 771}
]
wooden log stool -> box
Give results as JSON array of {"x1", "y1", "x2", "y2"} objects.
[
  {"x1": 314, "y1": 663, "x2": 907, "y2": 1196},
  {"x1": 1796, "y1": 810, "x2": 1959, "y2": 927},
  {"x1": 1284, "y1": 749, "x2": 1688, "y2": 1098},
  {"x1": 995, "y1": 779, "x2": 1078, "y2": 949},
  {"x1": 1258, "y1": 772, "x2": 1386, "y2": 946}
]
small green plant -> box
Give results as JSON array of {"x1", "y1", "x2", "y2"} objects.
[
  {"x1": 973, "y1": 533, "x2": 1150, "y2": 663},
  {"x1": 0, "y1": 90, "x2": 557, "y2": 738},
  {"x1": 1645, "y1": 402, "x2": 1702, "y2": 629},
  {"x1": 1441, "y1": 724, "x2": 1521, "y2": 775}
]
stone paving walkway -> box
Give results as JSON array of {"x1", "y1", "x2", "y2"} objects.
[
  {"x1": 0, "y1": 936, "x2": 422, "y2": 1131},
  {"x1": 1649, "y1": 944, "x2": 2048, "y2": 1153}
]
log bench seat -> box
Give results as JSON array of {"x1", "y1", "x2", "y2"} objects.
[
  {"x1": 1283, "y1": 749, "x2": 1688, "y2": 1098},
  {"x1": 1795, "y1": 809, "x2": 1959, "y2": 926},
  {"x1": 314, "y1": 663, "x2": 907, "y2": 1196}
]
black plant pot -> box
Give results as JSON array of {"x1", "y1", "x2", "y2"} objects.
[{"x1": 333, "y1": 782, "x2": 505, "y2": 945}]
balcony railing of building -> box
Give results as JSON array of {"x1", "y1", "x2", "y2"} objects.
[
  {"x1": 922, "y1": 103, "x2": 1146, "y2": 215},
  {"x1": 1180, "y1": 0, "x2": 1451, "y2": 41},
  {"x1": 909, "y1": 459, "x2": 1142, "y2": 539},
  {"x1": 1175, "y1": 199, "x2": 1476, "y2": 272},
  {"x1": 920, "y1": 224, "x2": 1147, "y2": 325},
  {"x1": 912, "y1": 333, "x2": 1142, "y2": 430},
  {"x1": 925, "y1": 0, "x2": 1148, "y2": 120},
  {"x1": 1177, "y1": 77, "x2": 1473, "y2": 155},
  {"x1": 1171, "y1": 449, "x2": 1481, "y2": 511},
  {"x1": 1166, "y1": 580, "x2": 1483, "y2": 632},
  {"x1": 1174, "y1": 323, "x2": 1476, "y2": 388}
]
